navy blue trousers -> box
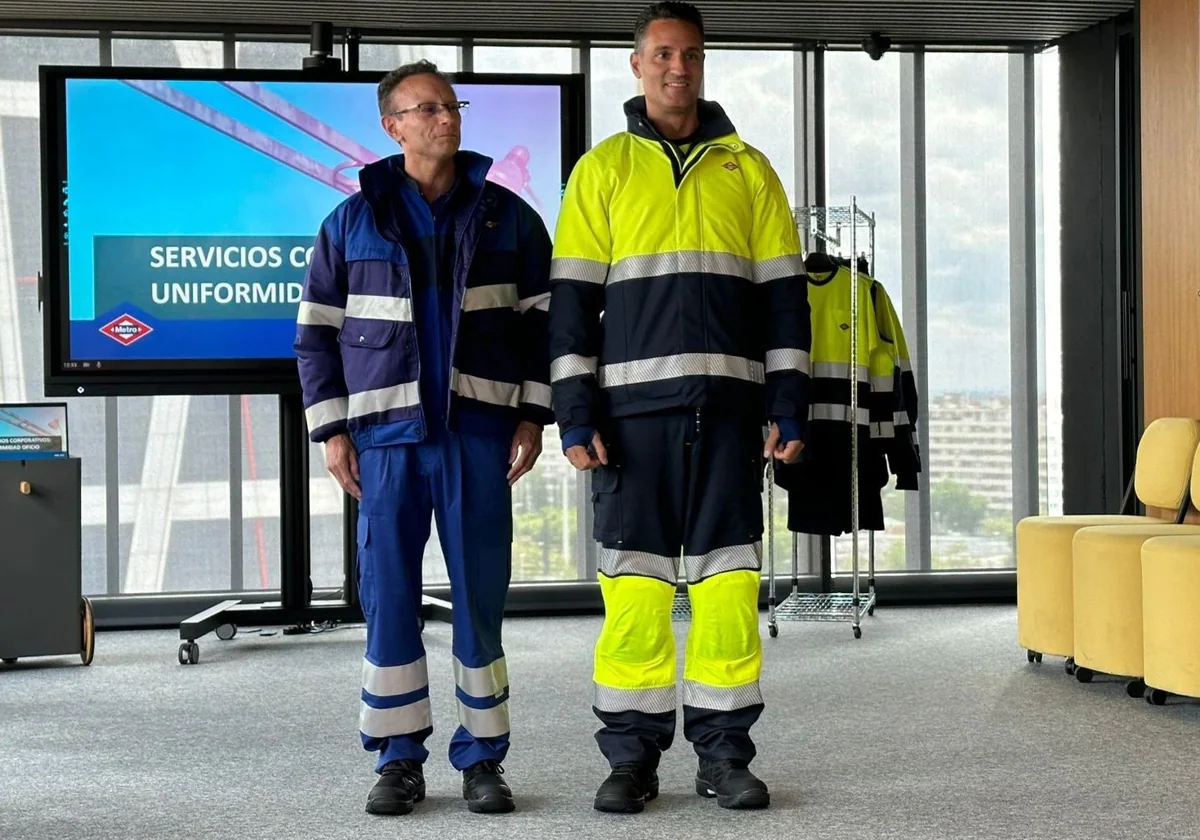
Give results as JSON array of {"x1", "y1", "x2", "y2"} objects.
[{"x1": 354, "y1": 427, "x2": 513, "y2": 773}]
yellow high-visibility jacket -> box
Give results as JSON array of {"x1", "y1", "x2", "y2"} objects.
[
  {"x1": 547, "y1": 97, "x2": 812, "y2": 436},
  {"x1": 772, "y1": 257, "x2": 888, "y2": 489}
]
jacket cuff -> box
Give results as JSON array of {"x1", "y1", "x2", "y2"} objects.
[
  {"x1": 519, "y1": 404, "x2": 554, "y2": 428},
  {"x1": 773, "y1": 417, "x2": 803, "y2": 446},
  {"x1": 561, "y1": 425, "x2": 595, "y2": 453},
  {"x1": 310, "y1": 422, "x2": 349, "y2": 445}
]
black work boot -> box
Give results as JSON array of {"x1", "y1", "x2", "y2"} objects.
[
  {"x1": 695, "y1": 759, "x2": 769, "y2": 809},
  {"x1": 366, "y1": 759, "x2": 426, "y2": 815},
  {"x1": 462, "y1": 760, "x2": 515, "y2": 813},
  {"x1": 593, "y1": 763, "x2": 660, "y2": 813}
]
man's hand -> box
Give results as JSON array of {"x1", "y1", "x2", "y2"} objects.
[
  {"x1": 565, "y1": 431, "x2": 608, "y2": 471},
  {"x1": 325, "y1": 433, "x2": 362, "y2": 500},
  {"x1": 508, "y1": 421, "x2": 544, "y2": 486},
  {"x1": 764, "y1": 423, "x2": 804, "y2": 464}
]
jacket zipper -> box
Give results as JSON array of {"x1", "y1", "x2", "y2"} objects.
[
  {"x1": 637, "y1": 122, "x2": 736, "y2": 386},
  {"x1": 446, "y1": 185, "x2": 490, "y2": 425}
]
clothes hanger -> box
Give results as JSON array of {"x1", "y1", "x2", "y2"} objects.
[{"x1": 803, "y1": 250, "x2": 840, "y2": 278}]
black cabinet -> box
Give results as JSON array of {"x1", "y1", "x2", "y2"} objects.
[{"x1": 0, "y1": 458, "x2": 93, "y2": 666}]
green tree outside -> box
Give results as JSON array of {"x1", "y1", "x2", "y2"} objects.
[{"x1": 931, "y1": 479, "x2": 989, "y2": 534}]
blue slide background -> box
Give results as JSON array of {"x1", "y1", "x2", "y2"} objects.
[{"x1": 63, "y1": 78, "x2": 564, "y2": 361}]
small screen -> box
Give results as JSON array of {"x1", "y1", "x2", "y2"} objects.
[{"x1": 0, "y1": 403, "x2": 68, "y2": 460}]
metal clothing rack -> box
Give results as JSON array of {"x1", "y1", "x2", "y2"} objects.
[{"x1": 767, "y1": 199, "x2": 878, "y2": 639}]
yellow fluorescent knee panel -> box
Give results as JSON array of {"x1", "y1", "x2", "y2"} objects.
[
  {"x1": 595, "y1": 573, "x2": 676, "y2": 689},
  {"x1": 684, "y1": 570, "x2": 761, "y2": 688},
  {"x1": 1142, "y1": 536, "x2": 1200, "y2": 699}
]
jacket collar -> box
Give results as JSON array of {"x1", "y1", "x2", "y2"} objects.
[
  {"x1": 358, "y1": 149, "x2": 494, "y2": 210},
  {"x1": 623, "y1": 95, "x2": 738, "y2": 145}
]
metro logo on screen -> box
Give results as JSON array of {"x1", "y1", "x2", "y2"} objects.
[{"x1": 100, "y1": 313, "x2": 154, "y2": 346}]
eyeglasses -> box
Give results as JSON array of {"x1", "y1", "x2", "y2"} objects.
[{"x1": 387, "y1": 101, "x2": 470, "y2": 119}]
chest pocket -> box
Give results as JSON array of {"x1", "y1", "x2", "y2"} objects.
[
  {"x1": 339, "y1": 243, "x2": 408, "y2": 351},
  {"x1": 344, "y1": 240, "x2": 410, "y2": 299},
  {"x1": 468, "y1": 215, "x2": 520, "y2": 287}
]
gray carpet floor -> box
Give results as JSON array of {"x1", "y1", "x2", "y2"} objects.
[{"x1": 2, "y1": 605, "x2": 1199, "y2": 840}]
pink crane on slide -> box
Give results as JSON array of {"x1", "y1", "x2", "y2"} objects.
[{"x1": 120, "y1": 79, "x2": 538, "y2": 201}]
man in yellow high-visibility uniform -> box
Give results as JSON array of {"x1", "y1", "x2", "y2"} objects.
[{"x1": 547, "y1": 1, "x2": 811, "y2": 814}]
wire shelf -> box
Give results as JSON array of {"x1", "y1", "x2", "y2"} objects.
[
  {"x1": 793, "y1": 205, "x2": 874, "y2": 228},
  {"x1": 793, "y1": 203, "x2": 876, "y2": 253},
  {"x1": 774, "y1": 591, "x2": 876, "y2": 622},
  {"x1": 674, "y1": 591, "x2": 876, "y2": 624}
]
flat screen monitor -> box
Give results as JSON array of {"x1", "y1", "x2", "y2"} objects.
[{"x1": 39, "y1": 66, "x2": 585, "y2": 396}]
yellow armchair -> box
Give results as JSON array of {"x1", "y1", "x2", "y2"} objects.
[
  {"x1": 1016, "y1": 417, "x2": 1200, "y2": 669},
  {"x1": 1070, "y1": 438, "x2": 1200, "y2": 692},
  {"x1": 1141, "y1": 535, "x2": 1200, "y2": 705}
]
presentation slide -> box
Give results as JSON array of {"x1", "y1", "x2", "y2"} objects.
[
  {"x1": 61, "y1": 77, "x2": 564, "y2": 364},
  {"x1": 0, "y1": 404, "x2": 68, "y2": 460}
]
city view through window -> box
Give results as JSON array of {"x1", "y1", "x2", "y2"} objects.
[{"x1": 0, "y1": 37, "x2": 1061, "y2": 596}]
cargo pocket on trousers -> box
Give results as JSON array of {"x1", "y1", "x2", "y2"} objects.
[
  {"x1": 590, "y1": 464, "x2": 623, "y2": 545},
  {"x1": 357, "y1": 516, "x2": 376, "y2": 620}
]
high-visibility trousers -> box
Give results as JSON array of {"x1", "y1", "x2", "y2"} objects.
[
  {"x1": 354, "y1": 426, "x2": 513, "y2": 773},
  {"x1": 589, "y1": 408, "x2": 766, "y2": 767}
]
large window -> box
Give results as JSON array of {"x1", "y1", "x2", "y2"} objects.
[
  {"x1": 825, "y1": 51, "x2": 905, "y2": 572},
  {"x1": 113, "y1": 38, "x2": 222, "y2": 68},
  {"x1": 0, "y1": 37, "x2": 107, "y2": 593},
  {"x1": 235, "y1": 41, "x2": 315, "y2": 70},
  {"x1": 589, "y1": 47, "x2": 638, "y2": 146},
  {"x1": 358, "y1": 44, "x2": 460, "y2": 73},
  {"x1": 703, "y1": 50, "x2": 797, "y2": 203},
  {"x1": 925, "y1": 54, "x2": 1014, "y2": 569},
  {"x1": 473, "y1": 45, "x2": 574, "y2": 74}
]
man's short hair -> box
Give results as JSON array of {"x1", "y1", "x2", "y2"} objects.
[
  {"x1": 634, "y1": 1, "x2": 705, "y2": 51},
  {"x1": 377, "y1": 59, "x2": 448, "y2": 116}
]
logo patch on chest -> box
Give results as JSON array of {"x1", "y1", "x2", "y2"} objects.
[{"x1": 723, "y1": 161, "x2": 740, "y2": 171}]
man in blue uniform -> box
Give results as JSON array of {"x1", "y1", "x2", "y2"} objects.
[{"x1": 294, "y1": 60, "x2": 554, "y2": 817}]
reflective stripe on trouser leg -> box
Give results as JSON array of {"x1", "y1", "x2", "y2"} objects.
[
  {"x1": 682, "y1": 568, "x2": 764, "y2": 763},
  {"x1": 593, "y1": 572, "x2": 678, "y2": 766},
  {"x1": 356, "y1": 444, "x2": 436, "y2": 772},
  {"x1": 433, "y1": 430, "x2": 515, "y2": 770}
]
